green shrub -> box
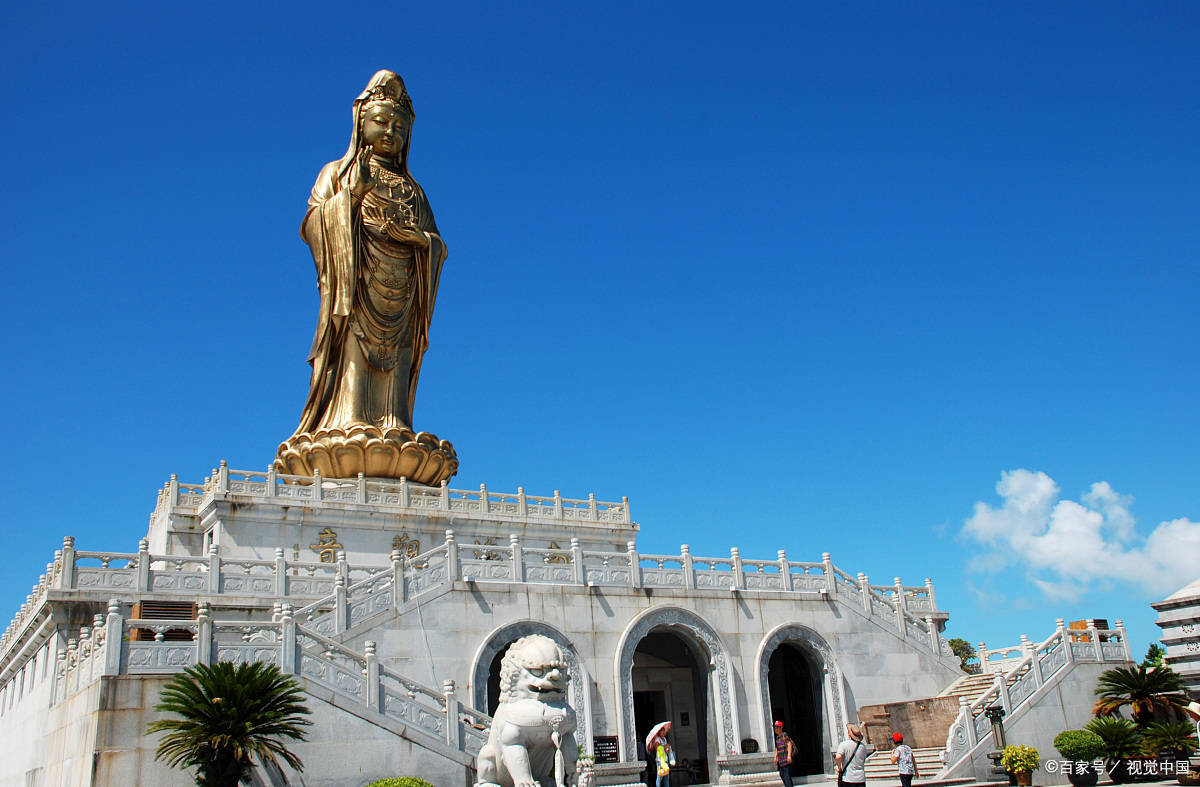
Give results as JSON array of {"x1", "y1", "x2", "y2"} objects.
[
  {"x1": 1053, "y1": 730, "x2": 1105, "y2": 762},
  {"x1": 1085, "y1": 716, "x2": 1143, "y2": 758},
  {"x1": 1001, "y1": 745, "x2": 1040, "y2": 772},
  {"x1": 363, "y1": 779, "x2": 435, "y2": 787},
  {"x1": 1141, "y1": 721, "x2": 1198, "y2": 757}
]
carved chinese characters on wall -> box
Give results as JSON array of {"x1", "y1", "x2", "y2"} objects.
[{"x1": 309, "y1": 528, "x2": 342, "y2": 563}]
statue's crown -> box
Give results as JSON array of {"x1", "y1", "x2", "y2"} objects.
[{"x1": 363, "y1": 83, "x2": 413, "y2": 116}]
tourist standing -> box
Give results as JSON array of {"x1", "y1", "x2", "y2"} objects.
[
  {"x1": 890, "y1": 732, "x2": 919, "y2": 787},
  {"x1": 646, "y1": 721, "x2": 675, "y2": 787},
  {"x1": 773, "y1": 721, "x2": 797, "y2": 787},
  {"x1": 835, "y1": 723, "x2": 868, "y2": 787}
]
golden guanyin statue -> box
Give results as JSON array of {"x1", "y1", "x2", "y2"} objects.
[{"x1": 275, "y1": 71, "x2": 457, "y2": 484}]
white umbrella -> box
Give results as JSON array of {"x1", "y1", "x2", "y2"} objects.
[{"x1": 646, "y1": 721, "x2": 672, "y2": 750}]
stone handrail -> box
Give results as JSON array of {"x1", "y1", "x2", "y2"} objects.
[
  {"x1": 153, "y1": 462, "x2": 631, "y2": 525},
  {"x1": 50, "y1": 599, "x2": 488, "y2": 764},
  {"x1": 939, "y1": 618, "x2": 1132, "y2": 776},
  {"x1": 4, "y1": 530, "x2": 951, "y2": 683}
]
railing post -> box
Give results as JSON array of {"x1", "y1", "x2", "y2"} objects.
[
  {"x1": 571, "y1": 538, "x2": 585, "y2": 585},
  {"x1": 103, "y1": 599, "x2": 122, "y2": 676},
  {"x1": 517, "y1": 487, "x2": 527, "y2": 517},
  {"x1": 443, "y1": 679, "x2": 461, "y2": 749},
  {"x1": 588, "y1": 493, "x2": 598, "y2": 520},
  {"x1": 208, "y1": 543, "x2": 222, "y2": 594},
  {"x1": 510, "y1": 534, "x2": 523, "y2": 582},
  {"x1": 778, "y1": 550, "x2": 792, "y2": 591},
  {"x1": 313, "y1": 469, "x2": 323, "y2": 502},
  {"x1": 336, "y1": 550, "x2": 348, "y2": 586},
  {"x1": 280, "y1": 604, "x2": 295, "y2": 674},
  {"x1": 196, "y1": 602, "x2": 212, "y2": 666},
  {"x1": 1088, "y1": 619, "x2": 1102, "y2": 660},
  {"x1": 961, "y1": 696, "x2": 977, "y2": 747},
  {"x1": 439, "y1": 480, "x2": 449, "y2": 511},
  {"x1": 1114, "y1": 619, "x2": 1131, "y2": 661},
  {"x1": 730, "y1": 548, "x2": 745, "y2": 589},
  {"x1": 893, "y1": 577, "x2": 907, "y2": 638},
  {"x1": 681, "y1": 545, "x2": 695, "y2": 589},
  {"x1": 858, "y1": 573, "x2": 871, "y2": 616},
  {"x1": 627, "y1": 542, "x2": 641, "y2": 588},
  {"x1": 60, "y1": 536, "x2": 75, "y2": 590},
  {"x1": 364, "y1": 641, "x2": 379, "y2": 710},
  {"x1": 926, "y1": 617, "x2": 940, "y2": 654},
  {"x1": 925, "y1": 577, "x2": 938, "y2": 612},
  {"x1": 553, "y1": 490, "x2": 563, "y2": 518},
  {"x1": 217, "y1": 460, "x2": 229, "y2": 493},
  {"x1": 391, "y1": 549, "x2": 406, "y2": 609},
  {"x1": 445, "y1": 530, "x2": 459, "y2": 581},
  {"x1": 137, "y1": 538, "x2": 150, "y2": 592},
  {"x1": 1059, "y1": 619, "x2": 1074, "y2": 664},
  {"x1": 168, "y1": 474, "x2": 180, "y2": 510},
  {"x1": 334, "y1": 575, "x2": 347, "y2": 635},
  {"x1": 997, "y1": 672, "x2": 1012, "y2": 713},
  {"x1": 357, "y1": 473, "x2": 367, "y2": 503},
  {"x1": 822, "y1": 552, "x2": 834, "y2": 595},
  {"x1": 1027, "y1": 636, "x2": 1044, "y2": 688},
  {"x1": 266, "y1": 465, "x2": 277, "y2": 497},
  {"x1": 274, "y1": 547, "x2": 286, "y2": 597},
  {"x1": 978, "y1": 641, "x2": 989, "y2": 672},
  {"x1": 622, "y1": 496, "x2": 631, "y2": 524},
  {"x1": 399, "y1": 476, "x2": 409, "y2": 508}
]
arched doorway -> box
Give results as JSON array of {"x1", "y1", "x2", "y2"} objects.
[
  {"x1": 632, "y1": 630, "x2": 711, "y2": 783},
  {"x1": 768, "y1": 643, "x2": 823, "y2": 775},
  {"x1": 756, "y1": 624, "x2": 846, "y2": 776},
  {"x1": 614, "y1": 607, "x2": 740, "y2": 768},
  {"x1": 471, "y1": 621, "x2": 592, "y2": 751}
]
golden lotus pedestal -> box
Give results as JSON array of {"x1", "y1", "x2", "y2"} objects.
[{"x1": 274, "y1": 426, "x2": 458, "y2": 486}]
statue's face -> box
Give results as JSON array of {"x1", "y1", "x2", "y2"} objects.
[
  {"x1": 361, "y1": 102, "x2": 411, "y2": 158},
  {"x1": 513, "y1": 639, "x2": 568, "y2": 701}
]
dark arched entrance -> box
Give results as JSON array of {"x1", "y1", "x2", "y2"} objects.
[
  {"x1": 768, "y1": 642, "x2": 823, "y2": 776},
  {"x1": 632, "y1": 629, "x2": 711, "y2": 784}
]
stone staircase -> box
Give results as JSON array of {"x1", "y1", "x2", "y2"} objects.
[{"x1": 864, "y1": 746, "x2": 946, "y2": 781}]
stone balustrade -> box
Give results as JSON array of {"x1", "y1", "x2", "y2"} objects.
[
  {"x1": 940, "y1": 617, "x2": 1132, "y2": 775},
  {"x1": 2, "y1": 533, "x2": 949, "y2": 692},
  {"x1": 152, "y1": 462, "x2": 631, "y2": 526},
  {"x1": 45, "y1": 598, "x2": 485, "y2": 763}
]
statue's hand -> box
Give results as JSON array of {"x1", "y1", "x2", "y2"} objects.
[
  {"x1": 349, "y1": 145, "x2": 376, "y2": 199},
  {"x1": 386, "y1": 225, "x2": 430, "y2": 248}
]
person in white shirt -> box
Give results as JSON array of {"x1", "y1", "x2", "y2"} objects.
[{"x1": 835, "y1": 723, "x2": 869, "y2": 787}]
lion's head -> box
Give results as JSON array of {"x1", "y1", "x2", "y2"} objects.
[{"x1": 498, "y1": 634, "x2": 569, "y2": 704}]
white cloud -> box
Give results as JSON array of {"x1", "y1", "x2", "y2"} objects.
[{"x1": 961, "y1": 470, "x2": 1200, "y2": 599}]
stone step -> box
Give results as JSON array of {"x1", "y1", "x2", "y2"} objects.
[{"x1": 864, "y1": 748, "x2": 945, "y2": 777}]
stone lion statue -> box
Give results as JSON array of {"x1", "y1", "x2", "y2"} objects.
[{"x1": 476, "y1": 635, "x2": 578, "y2": 787}]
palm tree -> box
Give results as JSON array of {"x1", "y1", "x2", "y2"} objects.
[
  {"x1": 1093, "y1": 664, "x2": 1189, "y2": 727},
  {"x1": 147, "y1": 661, "x2": 312, "y2": 786}
]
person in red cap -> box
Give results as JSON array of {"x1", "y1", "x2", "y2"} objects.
[
  {"x1": 890, "y1": 731, "x2": 919, "y2": 787},
  {"x1": 773, "y1": 721, "x2": 797, "y2": 787}
]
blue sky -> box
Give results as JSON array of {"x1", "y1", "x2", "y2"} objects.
[{"x1": 2, "y1": 2, "x2": 1197, "y2": 661}]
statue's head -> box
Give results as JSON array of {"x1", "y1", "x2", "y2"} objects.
[
  {"x1": 498, "y1": 634, "x2": 569, "y2": 704},
  {"x1": 342, "y1": 70, "x2": 416, "y2": 174}
]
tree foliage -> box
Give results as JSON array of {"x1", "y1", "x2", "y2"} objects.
[
  {"x1": 948, "y1": 637, "x2": 977, "y2": 670},
  {"x1": 1084, "y1": 716, "x2": 1143, "y2": 758},
  {"x1": 1093, "y1": 664, "x2": 1189, "y2": 727},
  {"x1": 1141, "y1": 721, "x2": 1198, "y2": 757},
  {"x1": 147, "y1": 661, "x2": 312, "y2": 786},
  {"x1": 1141, "y1": 643, "x2": 1165, "y2": 668}
]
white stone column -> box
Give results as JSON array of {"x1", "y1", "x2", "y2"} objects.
[
  {"x1": 731, "y1": 548, "x2": 745, "y2": 589},
  {"x1": 103, "y1": 599, "x2": 122, "y2": 676},
  {"x1": 627, "y1": 542, "x2": 641, "y2": 588},
  {"x1": 681, "y1": 545, "x2": 695, "y2": 589},
  {"x1": 196, "y1": 603, "x2": 212, "y2": 666},
  {"x1": 208, "y1": 544, "x2": 222, "y2": 594},
  {"x1": 858, "y1": 573, "x2": 871, "y2": 616},
  {"x1": 445, "y1": 530, "x2": 459, "y2": 581},
  {"x1": 510, "y1": 534, "x2": 524, "y2": 582},
  {"x1": 391, "y1": 549, "x2": 406, "y2": 608},
  {"x1": 1115, "y1": 619, "x2": 1132, "y2": 661},
  {"x1": 365, "y1": 641, "x2": 379, "y2": 710},
  {"x1": 59, "y1": 537, "x2": 75, "y2": 590},
  {"x1": 280, "y1": 604, "x2": 296, "y2": 674},
  {"x1": 444, "y1": 679, "x2": 461, "y2": 750},
  {"x1": 571, "y1": 538, "x2": 585, "y2": 585},
  {"x1": 334, "y1": 575, "x2": 347, "y2": 635},
  {"x1": 778, "y1": 550, "x2": 792, "y2": 591},
  {"x1": 136, "y1": 538, "x2": 150, "y2": 592}
]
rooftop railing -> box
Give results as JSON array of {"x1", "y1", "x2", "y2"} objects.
[{"x1": 151, "y1": 463, "x2": 632, "y2": 526}]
